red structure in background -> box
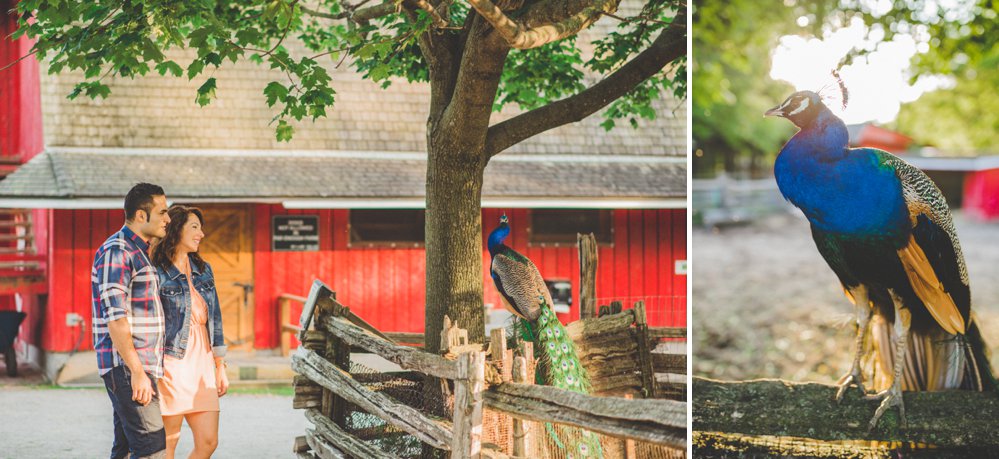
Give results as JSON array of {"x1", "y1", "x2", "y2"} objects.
[
  {"x1": 964, "y1": 169, "x2": 999, "y2": 220},
  {"x1": 1, "y1": 0, "x2": 46, "y2": 354},
  {"x1": 39, "y1": 207, "x2": 686, "y2": 352},
  {"x1": 848, "y1": 123, "x2": 914, "y2": 154}
]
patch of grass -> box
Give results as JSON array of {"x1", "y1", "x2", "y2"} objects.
[{"x1": 227, "y1": 385, "x2": 294, "y2": 397}]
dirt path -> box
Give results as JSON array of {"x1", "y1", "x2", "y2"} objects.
[
  {"x1": 693, "y1": 211, "x2": 999, "y2": 382},
  {"x1": 0, "y1": 386, "x2": 307, "y2": 458}
]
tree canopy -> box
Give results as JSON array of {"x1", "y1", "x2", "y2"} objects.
[{"x1": 12, "y1": 0, "x2": 686, "y2": 140}]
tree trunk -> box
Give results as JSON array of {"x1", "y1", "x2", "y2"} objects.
[{"x1": 424, "y1": 147, "x2": 487, "y2": 355}]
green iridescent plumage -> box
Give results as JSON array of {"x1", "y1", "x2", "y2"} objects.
[{"x1": 511, "y1": 304, "x2": 603, "y2": 458}]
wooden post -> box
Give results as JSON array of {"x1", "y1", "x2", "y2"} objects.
[
  {"x1": 633, "y1": 301, "x2": 658, "y2": 399},
  {"x1": 452, "y1": 351, "x2": 485, "y2": 459},
  {"x1": 316, "y1": 296, "x2": 336, "y2": 418},
  {"x1": 281, "y1": 296, "x2": 292, "y2": 357},
  {"x1": 489, "y1": 328, "x2": 511, "y2": 383},
  {"x1": 511, "y1": 355, "x2": 530, "y2": 458},
  {"x1": 329, "y1": 293, "x2": 352, "y2": 429},
  {"x1": 578, "y1": 233, "x2": 598, "y2": 320}
]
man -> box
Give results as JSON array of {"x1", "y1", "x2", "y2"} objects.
[{"x1": 92, "y1": 183, "x2": 171, "y2": 458}]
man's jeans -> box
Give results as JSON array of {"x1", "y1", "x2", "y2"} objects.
[{"x1": 102, "y1": 365, "x2": 167, "y2": 459}]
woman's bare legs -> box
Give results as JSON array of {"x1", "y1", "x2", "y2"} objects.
[
  {"x1": 162, "y1": 414, "x2": 185, "y2": 459},
  {"x1": 184, "y1": 411, "x2": 220, "y2": 459}
]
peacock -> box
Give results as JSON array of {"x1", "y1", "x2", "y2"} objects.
[
  {"x1": 487, "y1": 214, "x2": 603, "y2": 458},
  {"x1": 766, "y1": 82, "x2": 995, "y2": 431}
]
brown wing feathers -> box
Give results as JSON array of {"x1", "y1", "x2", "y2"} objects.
[{"x1": 492, "y1": 251, "x2": 551, "y2": 321}]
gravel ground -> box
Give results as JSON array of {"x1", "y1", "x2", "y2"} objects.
[
  {"x1": 692, "y1": 211, "x2": 999, "y2": 382},
  {"x1": 0, "y1": 386, "x2": 308, "y2": 459}
]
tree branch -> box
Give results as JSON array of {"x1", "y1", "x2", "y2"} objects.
[
  {"x1": 693, "y1": 377, "x2": 999, "y2": 448},
  {"x1": 433, "y1": 13, "x2": 509, "y2": 150},
  {"x1": 484, "y1": 6, "x2": 686, "y2": 158},
  {"x1": 301, "y1": 0, "x2": 447, "y2": 28},
  {"x1": 466, "y1": 0, "x2": 620, "y2": 49}
]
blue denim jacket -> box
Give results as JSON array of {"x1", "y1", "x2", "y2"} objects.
[{"x1": 157, "y1": 255, "x2": 226, "y2": 359}]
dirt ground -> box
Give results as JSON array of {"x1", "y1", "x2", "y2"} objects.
[{"x1": 692, "y1": 211, "x2": 999, "y2": 383}]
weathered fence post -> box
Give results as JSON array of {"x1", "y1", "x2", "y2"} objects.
[
  {"x1": 316, "y1": 291, "x2": 352, "y2": 428},
  {"x1": 511, "y1": 355, "x2": 530, "y2": 458},
  {"x1": 452, "y1": 351, "x2": 485, "y2": 458},
  {"x1": 633, "y1": 301, "x2": 658, "y2": 399},
  {"x1": 578, "y1": 232, "x2": 598, "y2": 320},
  {"x1": 490, "y1": 328, "x2": 512, "y2": 383}
]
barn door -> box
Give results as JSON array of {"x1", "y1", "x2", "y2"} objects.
[{"x1": 197, "y1": 205, "x2": 255, "y2": 351}]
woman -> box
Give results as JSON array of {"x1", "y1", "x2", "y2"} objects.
[{"x1": 151, "y1": 205, "x2": 229, "y2": 458}]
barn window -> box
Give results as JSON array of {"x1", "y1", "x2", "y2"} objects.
[
  {"x1": 349, "y1": 209, "x2": 425, "y2": 247},
  {"x1": 529, "y1": 210, "x2": 613, "y2": 246}
]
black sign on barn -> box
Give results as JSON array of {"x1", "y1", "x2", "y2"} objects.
[{"x1": 272, "y1": 215, "x2": 320, "y2": 252}]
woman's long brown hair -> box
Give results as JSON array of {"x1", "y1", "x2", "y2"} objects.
[{"x1": 150, "y1": 204, "x2": 207, "y2": 273}]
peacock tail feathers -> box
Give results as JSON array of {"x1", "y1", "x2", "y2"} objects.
[
  {"x1": 510, "y1": 302, "x2": 603, "y2": 458},
  {"x1": 533, "y1": 306, "x2": 591, "y2": 393}
]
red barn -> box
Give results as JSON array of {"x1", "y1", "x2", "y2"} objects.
[{"x1": 0, "y1": 17, "x2": 687, "y2": 380}]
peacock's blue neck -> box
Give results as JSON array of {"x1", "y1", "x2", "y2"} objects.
[
  {"x1": 488, "y1": 224, "x2": 510, "y2": 256},
  {"x1": 774, "y1": 110, "x2": 908, "y2": 237}
]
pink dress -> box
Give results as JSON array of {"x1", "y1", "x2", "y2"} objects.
[{"x1": 160, "y1": 275, "x2": 220, "y2": 415}]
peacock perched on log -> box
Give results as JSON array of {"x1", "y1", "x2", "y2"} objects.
[
  {"x1": 488, "y1": 214, "x2": 603, "y2": 458},
  {"x1": 766, "y1": 81, "x2": 996, "y2": 431}
]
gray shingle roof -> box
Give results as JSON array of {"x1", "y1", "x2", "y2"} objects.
[
  {"x1": 0, "y1": 149, "x2": 685, "y2": 202},
  {"x1": 38, "y1": 12, "x2": 685, "y2": 157}
]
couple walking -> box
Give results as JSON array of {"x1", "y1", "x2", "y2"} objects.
[{"x1": 92, "y1": 183, "x2": 230, "y2": 458}]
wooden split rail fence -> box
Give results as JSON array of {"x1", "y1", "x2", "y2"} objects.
[{"x1": 289, "y1": 280, "x2": 687, "y2": 458}]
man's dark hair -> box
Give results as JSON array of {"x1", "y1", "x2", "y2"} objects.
[{"x1": 124, "y1": 183, "x2": 166, "y2": 221}]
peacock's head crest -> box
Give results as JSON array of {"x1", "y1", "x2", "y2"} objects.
[
  {"x1": 765, "y1": 90, "x2": 825, "y2": 128},
  {"x1": 500, "y1": 213, "x2": 508, "y2": 224}
]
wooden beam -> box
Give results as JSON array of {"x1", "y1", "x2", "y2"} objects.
[
  {"x1": 319, "y1": 315, "x2": 460, "y2": 380},
  {"x1": 565, "y1": 309, "x2": 636, "y2": 343},
  {"x1": 484, "y1": 382, "x2": 686, "y2": 448},
  {"x1": 452, "y1": 352, "x2": 486, "y2": 458},
  {"x1": 652, "y1": 353, "x2": 686, "y2": 375},
  {"x1": 292, "y1": 348, "x2": 454, "y2": 450},
  {"x1": 511, "y1": 356, "x2": 530, "y2": 458},
  {"x1": 693, "y1": 377, "x2": 999, "y2": 447},
  {"x1": 299, "y1": 279, "x2": 335, "y2": 338},
  {"x1": 292, "y1": 435, "x2": 310, "y2": 453},
  {"x1": 648, "y1": 327, "x2": 686, "y2": 341},
  {"x1": 305, "y1": 409, "x2": 397, "y2": 459},
  {"x1": 578, "y1": 232, "x2": 598, "y2": 320},
  {"x1": 384, "y1": 332, "x2": 426, "y2": 346},
  {"x1": 633, "y1": 301, "x2": 657, "y2": 399},
  {"x1": 305, "y1": 429, "x2": 347, "y2": 459}
]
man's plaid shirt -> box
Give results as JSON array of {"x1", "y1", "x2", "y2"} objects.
[{"x1": 91, "y1": 226, "x2": 165, "y2": 378}]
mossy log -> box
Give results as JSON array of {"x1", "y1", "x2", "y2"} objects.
[{"x1": 693, "y1": 377, "x2": 999, "y2": 448}]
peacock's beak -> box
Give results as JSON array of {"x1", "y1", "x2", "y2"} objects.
[{"x1": 764, "y1": 105, "x2": 784, "y2": 117}]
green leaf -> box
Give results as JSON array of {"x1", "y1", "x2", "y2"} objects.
[
  {"x1": 196, "y1": 78, "x2": 217, "y2": 107},
  {"x1": 187, "y1": 60, "x2": 205, "y2": 79},
  {"x1": 263, "y1": 81, "x2": 288, "y2": 107},
  {"x1": 140, "y1": 39, "x2": 165, "y2": 62},
  {"x1": 369, "y1": 64, "x2": 390, "y2": 82},
  {"x1": 85, "y1": 82, "x2": 111, "y2": 99},
  {"x1": 155, "y1": 61, "x2": 184, "y2": 77},
  {"x1": 275, "y1": 120, "x2": 294, "y2": 142},
  {"x1": 205, "y1": 52, "x2": 223, "y2": 67}
]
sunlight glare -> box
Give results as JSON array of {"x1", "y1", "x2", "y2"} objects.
[{"x1": 769, "y1": 17, "x2": 949, "y2": 125}]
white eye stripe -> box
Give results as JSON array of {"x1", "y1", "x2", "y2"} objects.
[{"x1": 787, "y1": 97, "x2": 810, "y2": 116}]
